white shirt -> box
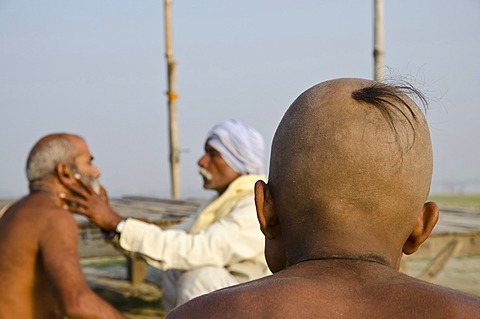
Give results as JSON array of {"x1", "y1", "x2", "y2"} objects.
[{"x1": 119, "y1": 195, "x2": 270, "y2": 282}]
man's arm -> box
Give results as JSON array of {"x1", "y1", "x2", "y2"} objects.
[
  {"x1": 39, "y1": 208, "x2": 126, "y2": 319},
  {"x1": 61, "y1": 176, "x2": 265, "y2": 272},
  {"x1": 119, "y1": 197, "x2": 265, "y2": 270}
]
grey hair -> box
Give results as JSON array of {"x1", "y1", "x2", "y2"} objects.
[{"x1": 26, "y1": 134, "x2": 79, "y2": 187}]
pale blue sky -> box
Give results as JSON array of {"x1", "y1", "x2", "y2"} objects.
[{"x1": 1, "y1": 1, "x2": 479, "y2": 198}]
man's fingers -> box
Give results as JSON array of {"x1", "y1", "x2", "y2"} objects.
[
  {"x1": 61, "y1": 181, "x2": 89, "y2": 200},
  {"x1": 74, "y1": 173, "x2": 95, "y2": 195},
  {"x1": 99, "y1": 186, "x2": 109, "y2": 201}
]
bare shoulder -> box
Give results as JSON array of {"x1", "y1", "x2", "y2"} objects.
[
  {"x1": 167, "y1": 270, "x2": 480, "y2": 319},
  {"x1": 37, "y1": 204, "x2": 79, "y2": 245},
  {"x1": 400, "y1": 276, "x2": 480, "y2": 317},
  {"x1": 4, "y1": 195, "x2": 73, "y2": 221},
  {"x1": 166, "y1": 292, "x2": 248, "y2": 319},
  {"x1": 167, "y1": 278, "x2": 274, "y2": 319},
  {"x1": 4, "y1": 195, "x2": 79, "y2": 243},
  {"x1": 347, "y1": 271, "x2": 480, "y2": 318}
]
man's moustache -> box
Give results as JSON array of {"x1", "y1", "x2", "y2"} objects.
[{"x1": 199, "y1": 168, "x2": 213, "y2": 181}]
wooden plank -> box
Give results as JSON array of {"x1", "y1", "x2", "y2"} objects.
[
  {"x1": 410, "y1": 231, "x2": 480, "y2": 259},
  {"x1": 127, "y1": 256, "x2": 147, "y2": 285},
  {"x1": 418, "y1": 239, "x2": 458, "y2": 281}
]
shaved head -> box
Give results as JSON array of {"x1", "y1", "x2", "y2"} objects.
[{"x1": 266, "y1": 78, "x2": 434, "y2": 268}]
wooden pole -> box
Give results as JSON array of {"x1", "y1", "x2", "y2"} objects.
[
  {"x1": 373, "y1": 0, "x2": 385, "y2": 81},
  {"x1": 164, "y1": 0, "x2": 180, "y2": 199}
]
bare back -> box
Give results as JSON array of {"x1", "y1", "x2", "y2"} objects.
[
  {"x1": 168, "y1": 261, "x2": 480, "y2": 318},
  {"x1": 0, "y1": 193, "x2": 125, "y2": 319},
  {"x1": 0, "y1": 194, "x2": 66, "y2": 318}
]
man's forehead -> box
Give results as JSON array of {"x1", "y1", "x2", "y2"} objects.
[
  {"x1": 68, "y1": 136, "x2": 92, "y2": 159},
  {"x1": 204, "y1": 143, "x2": 220, "y2": 154}
]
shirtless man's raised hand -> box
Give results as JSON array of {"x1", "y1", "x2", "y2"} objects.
[
  {"x1": 167, "y1": 78, "x2": 480, "y2": 318},
  {"x1": 0, "y1": 133, "x2": 126, "y2": 319}
]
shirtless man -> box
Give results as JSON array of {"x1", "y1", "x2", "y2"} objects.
[
  {"x1": 167, "y1": 78, "x2": 480, "y2": 318},
  {"x1": 0, "y1": 133, "x2": 125, "y2": 319}
]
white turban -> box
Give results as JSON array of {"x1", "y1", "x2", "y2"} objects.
[{"x1": 206, "y1": 119, "x2": 265, "y2": 175}]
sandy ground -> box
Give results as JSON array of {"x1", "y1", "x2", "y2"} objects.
[
  {"x1": 83, "y1": 255, "x2": 480, "y2": 319},
  {"x1": 82, "y1": 257, "x2": 166, "y2": 318}
]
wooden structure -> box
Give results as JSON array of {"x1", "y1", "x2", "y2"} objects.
[
  {"x1": 2, "y1": 198, "x2": 478, "y2": 285},
  {"x1": 164, "y1": 0, "x2": 181, "y2": 199},
  {"x1": 373, "y1": 0, "x2": 385, "y2": 81},
  {"x1": 72, "y1": 197, "x2": 480, "y2": 285},
  {"x1": 410, "y1": 206, "x2": 480, "y2": 258},
  {"x1": 401, "y1": 206, "x2": 480, "y2": 281}
]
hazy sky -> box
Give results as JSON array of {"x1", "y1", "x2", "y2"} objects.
[{"x1": 1, "y1": 1, "x2": 479, "y2": 199}]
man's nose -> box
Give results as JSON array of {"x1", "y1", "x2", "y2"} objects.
[
  {"x1": 197, "y1": 153, "x2": 209, "y2": 168},
  {"x1": 92, "y1": 165, "x2": 101, "y2": 179}
]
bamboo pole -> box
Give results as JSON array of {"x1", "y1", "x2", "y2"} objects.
[
  {"x1": 373, "y1": 0, "x2": 385, "y2": 81},
  {"x1": 164, "y1": 0, "x2": 180, "y2": 199}
]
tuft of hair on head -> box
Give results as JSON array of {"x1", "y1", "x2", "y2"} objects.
[
  {"x1": 26, "y1": 133, "x2": 80, "y2": 190},
  {"x1": 351, "y1": 80, "x2": 429, "y2": 151}
]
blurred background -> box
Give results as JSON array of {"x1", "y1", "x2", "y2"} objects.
[{"x1": 1, "y1": 0, "x2": 479, "y2": 199}]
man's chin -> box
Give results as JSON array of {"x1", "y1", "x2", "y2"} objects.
[{"x1": 202, "y1": 180, "x2": 213, "y2": 191}]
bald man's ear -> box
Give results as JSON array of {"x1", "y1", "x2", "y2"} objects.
[
  {"x1": 403, "y1": 202, "x2": 439, "y2": 255},
  {"x1": 255, "y1": 180, "x2": 279, "y2": 240}
]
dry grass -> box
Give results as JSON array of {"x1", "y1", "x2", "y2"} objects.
[{"x1": 428, "y1": 194, "x2": 480, "y2": 209}]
